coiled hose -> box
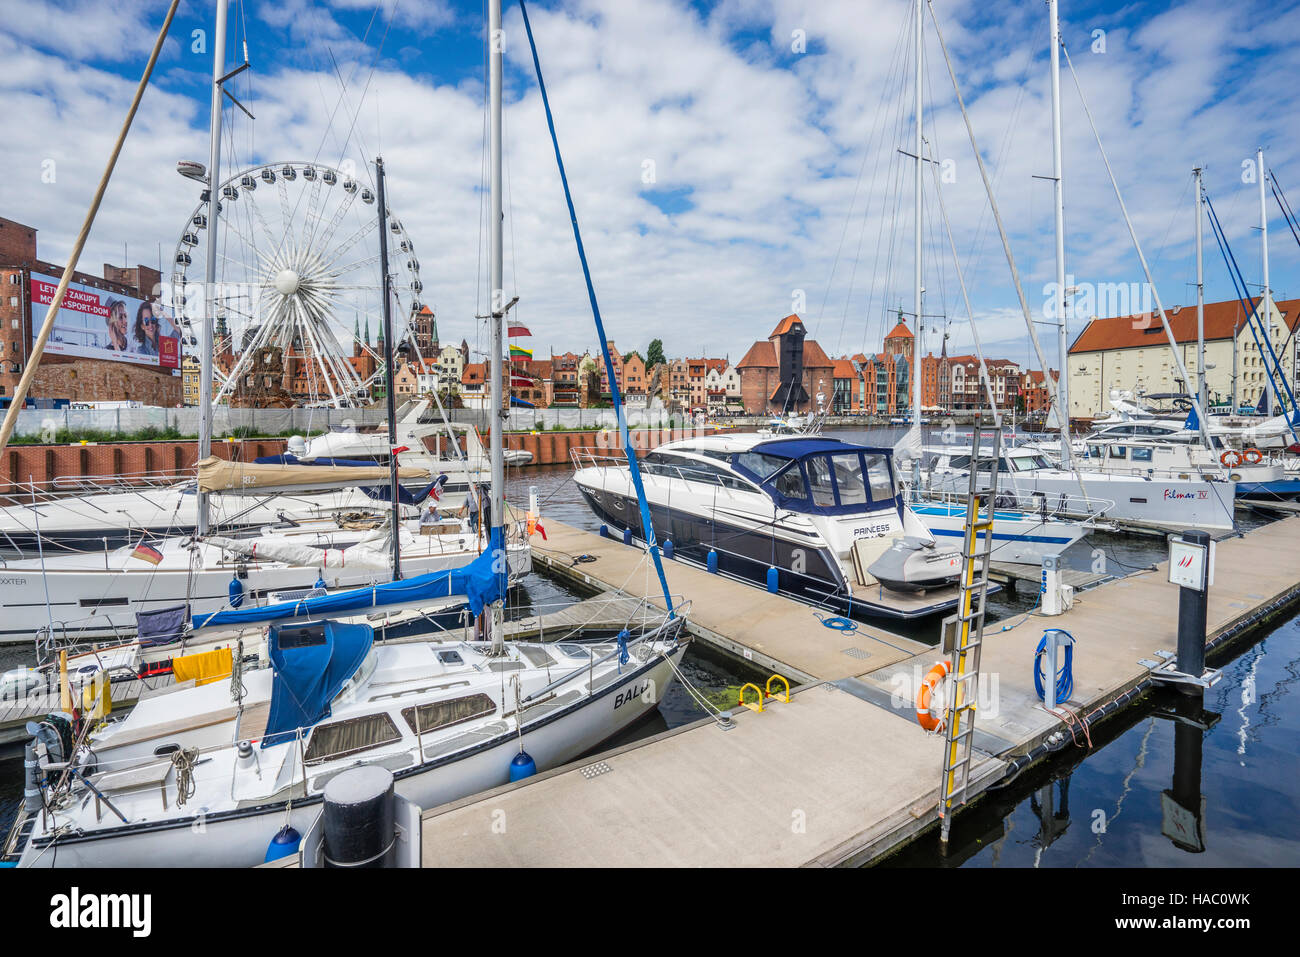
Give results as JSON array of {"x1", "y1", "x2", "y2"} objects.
[{"x1": 1033, "y1": 629, "x2": 1074, "y2": 703}]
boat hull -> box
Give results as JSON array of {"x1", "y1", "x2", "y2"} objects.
[{"x1": 15, "y1": 647, "x2": 682, "y2": 867}]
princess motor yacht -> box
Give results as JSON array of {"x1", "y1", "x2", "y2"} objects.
[{"x1": 574, "y1": 433, "x2": 981, "y2": 619}]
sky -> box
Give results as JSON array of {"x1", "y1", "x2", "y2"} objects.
[{"x1": 2, "y1": 0, "x2": 1299, "y2": 376}]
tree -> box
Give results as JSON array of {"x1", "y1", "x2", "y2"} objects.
[{"x1": 645, "y1": 338, "x2": 666, "y2": 369}]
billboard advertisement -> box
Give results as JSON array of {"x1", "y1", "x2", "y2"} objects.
[{"x1": 30, "y1": 271, "x2": 180, "y2": 370}]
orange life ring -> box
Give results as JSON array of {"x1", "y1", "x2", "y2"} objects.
[
  {"x1": 1220, "y1": 450, "x2": 1243, "y2": 468},
  {"x1": 1242, "y1": 448, "x2": 1263, "y2": 464},
  {"x1": 915, "y1": 661, "x2": 949, "y2": 732}
]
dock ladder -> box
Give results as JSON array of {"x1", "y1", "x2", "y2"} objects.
[{"x1": 938, "y1": 425, "x2": 1001, "y2": 845}]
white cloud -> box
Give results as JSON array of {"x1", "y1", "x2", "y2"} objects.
[{"x1": 3, "y1": 0, "x2": 1299, "y2": 377}]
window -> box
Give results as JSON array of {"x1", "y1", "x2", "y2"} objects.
[
  {"x1": 806, "y1": 455, "x2": 836, "y2": 506},
  {"x1": 401, "y1": 693, "x2": 496, "y2": 735},
  {"x1": 304, "y1": 712, "x2": 402, "y2": 765},
  {"x1": 863, "y1": 453, "x2": 894, "y2": 501},
  {"x1": 773, "y1": 464, "x2": 806, "y2": 501},
  {"x1": 1131, "y1": 447, "x2": 1154, "y2": 462},
  {"x1": 734, "y1": 451, "x2": 789, "y2": 481},
  {"x1": 1108, "y1": 445, "x2": 1127, "y2": 460}
]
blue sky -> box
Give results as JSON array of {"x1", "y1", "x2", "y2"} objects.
[{"x1": 2, "y1": 0, "x2": 1299, "y2": 373}]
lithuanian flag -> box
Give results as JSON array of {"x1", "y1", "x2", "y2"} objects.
[{"x1": 509, "y1": 345, "x2": 532, "y2": 359}]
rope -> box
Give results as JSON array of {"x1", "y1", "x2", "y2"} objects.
[{"x1": 171, "y1": 747, "x2": 199, "y2": 807}]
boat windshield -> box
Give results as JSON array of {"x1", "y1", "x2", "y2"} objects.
[{"x1": 764, "y1": 450, "x2": 895, "y2": 512}]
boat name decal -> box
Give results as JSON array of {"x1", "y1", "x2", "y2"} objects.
[
  {"x1": 1162, "y1": 489, "x2": 1209, "y2": 500},
  {"x1": 615, "y1": 682, "x2": 650, "y2": 709}
]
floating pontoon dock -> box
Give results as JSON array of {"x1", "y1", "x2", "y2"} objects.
[{"x1": 412, "y1": 516, "x2": 1300, "y2": 867}]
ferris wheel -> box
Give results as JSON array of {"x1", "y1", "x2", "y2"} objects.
[{"x1": 171, "y1": 160, "x2": 424, "y2": 407}]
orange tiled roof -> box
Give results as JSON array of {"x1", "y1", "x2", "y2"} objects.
[
  {"x1": 768, "y1": 314, "x2": 805, "y2": 338},
  {"x1": 832, "y1": 358, "x2": 857, "y2": 378},
  {"x1": 737, "y1": 340, "x2": 777, "y2": 368},
  {"x1": 884, "y1": 319, "x2": 913, "y2": 340},
  {"x1": 1070, "y1": 298, "x2": 1300, "y2": 354}
]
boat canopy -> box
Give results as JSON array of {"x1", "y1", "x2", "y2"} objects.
[
  {"x1": 191, "y1": 527, "x2": 506, "y2": 631},
  {"x1": 732, "y1": 438, "x2": 900, "y2": 515},
  {"x1": 195, "y1": 456, "x2": 429, "y2": 494},
  {"x1": 262, "y1": 619, "x2": 373, "y2": 748}
]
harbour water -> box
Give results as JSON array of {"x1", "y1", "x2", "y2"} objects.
[{"x1": 2, "y1": 436, "x2": 1295, "y2": 866}]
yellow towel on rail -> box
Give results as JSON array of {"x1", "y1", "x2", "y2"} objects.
[{"x1": 172, "y1": 647, "x2": 233, "y2": 687}]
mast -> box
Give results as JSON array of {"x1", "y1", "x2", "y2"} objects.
[
  {"x1": 487, "y1": 0, "x2": 506, "y2": 655},
  {"x1": 912, "y1": 0, "x2": 923, "y2": 440},
  {"x1": 197, "y1": 0, "x2": 229, "y2": 538},
  {"x1": 1195, "y1": 167, "x2": 1207, "y2": 413},
  {"x1": 1258, "y1": 146, "x2": 1275, "y2": 411},
  {"x1": 375, "y1": 156, "x2": 401, "y2": 579},
  {"x1": 1049, "y1": 0, "x2": 1071, "y2": 465}
]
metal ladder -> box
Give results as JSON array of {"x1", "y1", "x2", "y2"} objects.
[{"x1": 938, "y1": 424, "x2": 1001, "y2": 845}]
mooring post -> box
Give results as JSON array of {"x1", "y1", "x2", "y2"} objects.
[{"x1": 1174, "y1": 529, "x2": 1211, "y2": 693}]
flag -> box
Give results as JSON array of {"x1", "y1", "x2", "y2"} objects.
[
  {"x1": 430, "y1": 473, "x2": 448, "y2": 502},
  {"x1": 508, "y1": 325, "x2": 531, "y2": 337},
  {"x1": 509, "y1": 345, "x2": 532, "y2": 359},
  {"x1": 510, "y1": 374, "x2": 534, "y2": 387},
  {"x1": 391, "y1": 445, "x2": 410, "y2": 456},
  {"x1": 131, "y1": 541, "x2": 163, "y2": 565},
  {"x1": 1257, "y1": 386, "x2": 1271, "y2": 417},
  {"x1": 527, "y1": 514, "x2": 547, "y2": 540}
]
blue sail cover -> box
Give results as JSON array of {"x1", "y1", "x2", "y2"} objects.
[
  {"x1": 253, "y1": 454, "x2": 381, "y2": 467},
  {"x1": 262, "y1": 619, "x2": 374, "y2": 748},
  {"x1": 191, "y1": 526, "x2": 506, "y2": 630}
]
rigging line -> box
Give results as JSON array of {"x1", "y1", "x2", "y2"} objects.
[
  {"x1": 818, "y1": 7, "x2": 912, "y2": 349},
  {"x1": 518, "y1": 0, "x2": 674, "y2": 617},
  {"x1": 333, "y1": 1, "x2": 399, "y2": 177},
  {"x1": 865, "y1": 45, "x2": 915, "y2": 350},
  {"x1": 307, "y1": 0, "x2": 386, "y2": 168},
  {"x1": 1058, "y1": 39, "x2": 1212, "y2": 450}
]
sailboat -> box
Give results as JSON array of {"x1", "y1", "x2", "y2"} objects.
[{"x1": 6, "y1": 0, "x2": 686, "y2": 868}]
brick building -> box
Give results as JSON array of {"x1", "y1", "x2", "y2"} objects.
[
  {"x1": 735, "y1": 315, "x2": 836, "y2": 415},
  {"x1": 0, "y1": 215, "x2": 181, "y2": 406}
]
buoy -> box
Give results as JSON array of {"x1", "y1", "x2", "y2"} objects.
[
  {"x1": 662, "y1": 539, "x2": 674, "y2": 560},
  {"x1": 915, "y1": 662, "x2": 949, "y2": 732},
  {"x1": 228, "y1": 575, "x2": 244, "y2": 609},
  {"x1": 707, "y1": 549, "x2": 718, "y2": 574},
  {"x1": 509, "y1": 750, "x2": 537, "y2": 781},
  {"x1": 766, "y1": 566, "x2": 779, "y2": 594},
  {"x1": 264, "y1": 824, "x2": 302, "y2": 862}
]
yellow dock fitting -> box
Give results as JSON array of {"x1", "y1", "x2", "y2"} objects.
[
  {"x1": 765, "y1": 674, "x2": 791, "y2": 703},
  {"x1": 738, "y1": 682, "x2": 765, "y2": 713}
]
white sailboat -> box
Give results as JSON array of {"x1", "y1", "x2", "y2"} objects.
[{"x1": 6, "y1": 0, "x2": 686, "y2": 868}]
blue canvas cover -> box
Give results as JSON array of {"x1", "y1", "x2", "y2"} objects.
[
  {"x1": 135, "y1": 605, "x2": 188, "y2": 648},
  {"x1": 190, "y1": 526, "x2": 506, "y2": 631},
  {"x1": 261, "y1": 619, "x2": 373, "y2": 747},
  {"x1": 253, "y1": 454, "x2": 382, "y2": 468}
]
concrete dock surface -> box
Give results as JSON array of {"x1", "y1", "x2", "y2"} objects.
[{"x1": 418, "y1": 515, "x2": 1300, "y2": 866}]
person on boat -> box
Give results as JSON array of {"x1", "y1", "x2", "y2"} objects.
[{"x1": 419, "y1": 501, "x2": 440, "y2": 533}]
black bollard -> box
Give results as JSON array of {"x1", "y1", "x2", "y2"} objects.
[
  {"x1": 322, "y1": 765, "x2": 396, "y2": 869},
  {"x1": 1175, "y1": 529, "x2": 1210, "y2": 694}
]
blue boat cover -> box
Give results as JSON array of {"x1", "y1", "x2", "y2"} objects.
[
  {"x1": 749, "y1": 437, "x2": 855, "y2": 458},
  {"x1": 191, "y1": 526, "x2": 506, "y2": 630},
  {"x1": 253, "y1": 454, "x2": 382, "y2": 467},
  {"x1": 262, "y1": 619, "x2": 373, "y2": 748}
]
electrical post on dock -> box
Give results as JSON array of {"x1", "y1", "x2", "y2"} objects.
[{"x1": 1171, "y1": 530, "x2": 1212, "y2": 691}]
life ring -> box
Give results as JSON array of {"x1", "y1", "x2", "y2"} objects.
[
  {"x1": 1242, "y1": 448, "x2": 1263, "y2": 465},
  {"x1": 915, "y1": 661, "x2": 949, "y2": 732},
  {"x1": 1220, "y1": 450, "x2": 1243, "y2": 468}
]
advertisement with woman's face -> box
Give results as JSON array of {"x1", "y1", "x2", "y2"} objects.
[{"x1": 30, "y1": 271, "x2": 180, "y2": 369}]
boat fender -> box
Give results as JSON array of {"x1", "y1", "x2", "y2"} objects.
[
  {"x1": 662, "y1": 539, "x2": 674, "y2": 560},
  {"x1": 707, "y1": 549, "x2": 718, "y2": 575},
  {"x1": 509, "y1": 750, "x2": 537, "y2": 782},
  {"x1": 915, "y1": 662, "x2": 949, "y2": 732},
  {"x1": 228, "y1": 575, "x2": 244, "y2": 609},
  {"x1": 766, "y1": 566, "x2": 779, "y2": 594},
  {"x1": 622, "y1": 527, "x2": 633, "y2": 546},
  {"x1": 616, "y1": 629, "x2": 630, "y2": 672},
  {"x1": 265, "y1": 825, "x2": 302, "y2": 862},
  {"x1": 314, "y1": 573, "x2": 328, "y2": 591}
]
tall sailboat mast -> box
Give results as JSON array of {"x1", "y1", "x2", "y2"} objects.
[
  {"x1": 197, "y1": 0, "x2": 229, "y2": 538},
  {"x1": 1049, "y1": 0, "x2": 1071, "y2": 464},
  {"x1": 1195, "y1": 166, "x2": 1207, "y2": 413},
  {"x1": 375, "y1": 156, "x2": 401, "y2": 580},
  {"x1": 911, "y1": 0, "x2": 923, "y2": 437},
  {"x1": 1258, "y1": 146, "x2": 1275, "y2": 411},
  {"x1": 487, "y1": 0, "x2": 507, "y2": 655}
]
